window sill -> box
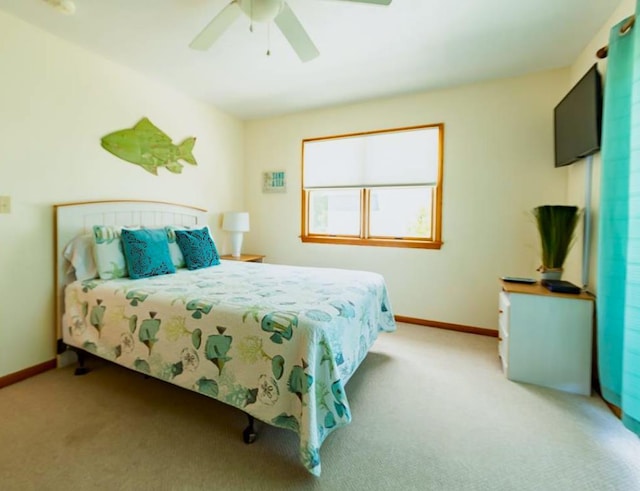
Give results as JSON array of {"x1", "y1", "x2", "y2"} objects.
[{"x1": 300, "y1": 236, "x2": 443, "y2": 249}]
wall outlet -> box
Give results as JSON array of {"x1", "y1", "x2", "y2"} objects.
[{"x1": 0, "y1": 196, "x2": 10, "y2": 214}]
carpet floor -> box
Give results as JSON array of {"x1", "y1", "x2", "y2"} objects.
[{"x1": 1, "y1": 323, "x2": 639, "y2": 490}]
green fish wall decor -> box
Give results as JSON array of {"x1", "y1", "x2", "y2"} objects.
[{"x1": 101, "y1": 117, "x2": 198, "y2": 175}]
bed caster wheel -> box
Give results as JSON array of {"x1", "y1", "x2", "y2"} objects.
[
  {"x1": 243, "y1": 428, "x2": 257, "y2": 444},
  {"x1": 243, "y1": 414, "x2": 257, "y2": 444},
  {"x1": 74, "y1": 349, "x2": 90, "y2": 375}
]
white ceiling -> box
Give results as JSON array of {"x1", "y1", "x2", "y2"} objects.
[{"x1": 0, "y1": 0, "x2": 621, "y2": 120}]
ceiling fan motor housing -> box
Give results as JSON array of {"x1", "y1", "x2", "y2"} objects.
[{"x1": 238, "y1": 0, "x2": 284, "y2": 23}]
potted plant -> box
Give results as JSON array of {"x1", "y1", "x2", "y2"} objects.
[{"x1": 532, "y1": 205, "x2": 580, "y2": 280}]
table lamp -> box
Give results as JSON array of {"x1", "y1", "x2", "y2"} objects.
[{"x1": 222, "y1": 212, "x2": 250, "y2": 257}]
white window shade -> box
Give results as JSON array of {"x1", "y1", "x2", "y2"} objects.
[{"x1": 304, "y1": 126, "x2": 440, "y2": 188}]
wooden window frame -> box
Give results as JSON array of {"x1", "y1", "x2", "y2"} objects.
[{"x1": 300, "y1": 123, "x2": 444, "y2": 250}]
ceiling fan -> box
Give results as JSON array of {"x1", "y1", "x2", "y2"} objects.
[{"x1": 189, "y1": 0, "x2": 392, "y2": 62}]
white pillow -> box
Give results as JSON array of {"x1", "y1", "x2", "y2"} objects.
[
  {"x1": 164, "y1": 225, "x2": 194, "y2": 269},
  {"x1": 92, "y1": 225, "x2": 129, "y2": 280},
  {"x1": 63, "y1": 233, "x2": 98, "y2": 281}
]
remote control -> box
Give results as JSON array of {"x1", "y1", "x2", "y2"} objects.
[{"x1": 501, "y1": 276, "x2": 537, "y2": 284}]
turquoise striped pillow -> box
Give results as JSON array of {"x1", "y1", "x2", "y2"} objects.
[{"x1": 92, "y1": 225, "x2": 128, "y2": 280}]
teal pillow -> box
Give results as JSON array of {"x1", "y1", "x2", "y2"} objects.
[
  {"x1": 121, "y1": 228, "x2": 176, "y2": 279},
  {"x1": 175, "y1": 227, "x2": 220, "y2": 270}
]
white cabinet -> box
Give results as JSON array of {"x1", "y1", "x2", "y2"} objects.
[{"x1": 498, "y1": 281, "x2": 594, "y2": 395}]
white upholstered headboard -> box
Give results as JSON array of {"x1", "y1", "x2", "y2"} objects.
[{"x1": 53, "y1": 200, "x2": 207, "y2": 347}]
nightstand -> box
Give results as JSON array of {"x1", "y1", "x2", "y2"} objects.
[
  {"x1": 498, "y1": 280, "x2": 594, "y2": 395},
  {"x1": 220, "y1": 254, "x2": 265, "y2": 263}
]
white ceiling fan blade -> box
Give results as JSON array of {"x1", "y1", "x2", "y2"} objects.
[
  {"x1": 189, "y1": 1, "x2": 241, "y2": 51},
  {"x1": 333, "y1": 0, "x2": 392, "y2": 5},
  {"x1": 274, "y1": 2, "x2": 319, "y2": 63}
]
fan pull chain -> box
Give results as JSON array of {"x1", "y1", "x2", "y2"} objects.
[
  {"x1": 249, "y1": 0, "x2": 253, "y2": 32},
  {"x1": 266, "y1": 23, "x2": 271, "y2": 56}
]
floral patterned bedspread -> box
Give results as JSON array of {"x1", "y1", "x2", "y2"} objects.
[{"x1": 62, "y1": 260, "x2": 396, "y2": 475}]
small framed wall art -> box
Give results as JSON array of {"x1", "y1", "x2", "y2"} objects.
[{"x1": 263, "y1": 170, "x2": 286, "y2": 193}]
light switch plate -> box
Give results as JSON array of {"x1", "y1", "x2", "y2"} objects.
[{"x1": 0, "y1": 196, "x2": 11, "y2": 214}]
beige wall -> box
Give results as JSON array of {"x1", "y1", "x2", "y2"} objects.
[
  {"x1": 2, "y1": 2, "x2": 631, "y2": 377},
  {"x1": 564, "y1": 0, "x2": 636, "y2": 292},
  {"x1": 0, "y1": 11, "x2": 245, "y2": 377},
  {"x1": 244, "y1": 69, "x2": 570, "y2": 331}
]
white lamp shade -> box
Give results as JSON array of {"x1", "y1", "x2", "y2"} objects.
[{"x1": 222, "y1": 212, "x2": 250, "y2": 232}]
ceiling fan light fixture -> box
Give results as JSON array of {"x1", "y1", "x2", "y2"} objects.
[
  {"x1": 189, "y1": 0, "x2": 391, "y2": 62},
  {"x1": 43, "y1": 0, "x2": 76, "y2": 15},
  {"x1": 238, "y1": 0, "x2": 284, "y2": 23}
]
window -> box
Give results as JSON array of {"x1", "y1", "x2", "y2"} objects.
[{"x1": 301, "y1": 124, "x2": 444, "y2": 249}]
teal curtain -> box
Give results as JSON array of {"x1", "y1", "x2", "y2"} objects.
[{"x1": 597, "y1": 3, "x2": 640, "y2": 435}]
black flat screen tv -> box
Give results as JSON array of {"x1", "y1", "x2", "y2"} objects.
[{"x1": 554, "y1": 64, "x2": 603, "y2": 167}]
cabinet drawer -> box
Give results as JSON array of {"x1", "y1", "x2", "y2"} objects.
[
  {"x1": 498, "y1": 337, "x2": 508, "y2": 372},
  {"x1": 498, "y1": 291, "x2": 510, "y2": 337},
  {"x1": 497, "y1": 291, "x2": 510, "y2": 373}
]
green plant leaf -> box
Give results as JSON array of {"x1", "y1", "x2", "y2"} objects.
[{"x1": 533, "y1": 205, "x2": 580, "y2": 269}]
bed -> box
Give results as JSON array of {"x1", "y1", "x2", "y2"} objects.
[{"x1": 55, "y1": 200, "x2": 396, "y2": 476}]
